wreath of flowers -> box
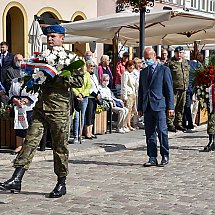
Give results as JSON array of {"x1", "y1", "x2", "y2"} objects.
[
  {"x1": 193, "y1": 63, "x2": 215, "y2": 112},
  {"x1": 21, "y1": 47, "x2": 84, "y2": 93}
]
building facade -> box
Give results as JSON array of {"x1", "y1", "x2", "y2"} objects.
[
  {"x1": 0, "y1": 0, "x2": 97, "y2": 57},
  {"x1": 159, "y1": 0, "x2": 215, "y2": 14}
]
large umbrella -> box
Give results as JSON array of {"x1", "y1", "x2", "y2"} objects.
[{"x1": 62, "y1": 10, "x2": 215, "y2": 46}]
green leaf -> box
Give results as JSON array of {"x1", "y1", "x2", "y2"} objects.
[
  {"x1": 59, "y1": 70, "x2": 72, "y2": 79},
  {"x1": 63, "y1": 59, "x2": 85, "y2": 71}
]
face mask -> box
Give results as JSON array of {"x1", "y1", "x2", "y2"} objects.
[
  {"x1": 145, "y1": 59, "x2": 154, "y2": 66},
  {"x1": 85, "y1": 56, "x2": 92, "y2": 61},
  {"x1": 15, "y1": 61, "x2": 21, "y2": 68},
  {"x1": 102, "y1": 81, "x2": 109, "y2": 87}
]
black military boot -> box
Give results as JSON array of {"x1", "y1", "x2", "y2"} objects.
[
  {"x1": 203, "y1": 134, "x2": 213, "y2": 152},
  {"x1": 0, "y1": 167, "x2": 25, "y2": 193},
  {"x1": 49, "y1": 176, "x2": 66, "y2": 198}
]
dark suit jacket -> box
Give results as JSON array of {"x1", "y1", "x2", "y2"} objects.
[
  {"x1": 138, "y1": 63, "x2": 174, "y2": 112},
  {"x1": 1, "y1": 67, "x2": 20, "y2": 94},
  {"x1": 0, "y1": 52, "x2": 14, "y2": 70}
]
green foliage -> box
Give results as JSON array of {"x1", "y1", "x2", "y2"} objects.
[{"x1": 209, "y1": 55, "x2": 215, "y2": 66}]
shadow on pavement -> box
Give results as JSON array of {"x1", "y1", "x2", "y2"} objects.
[
  {"x1": 69, "y1": 159, "x2": 143, "y2": 167},
  {"x1": 94, "y1": 143, "x2": 127, "y2": 152},
  {"x1": 176, "y1": 135, "x2": 208, "y2": 139},
  {"x1": 0, "y1": 190, "x2": 48, "y2": 196}
]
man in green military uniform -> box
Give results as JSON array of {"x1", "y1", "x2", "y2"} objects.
[
  {"x1": 166, "y1": 46, "x2": 190, "y2": 132},
  {"x1": 0, "y1": 25, "x2": 84, "y2": 198}
]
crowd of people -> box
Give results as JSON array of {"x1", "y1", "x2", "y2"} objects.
[{"x1": 0, "y1": 23, "x2": 210, "y2": 198}]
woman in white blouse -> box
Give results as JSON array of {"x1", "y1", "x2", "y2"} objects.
[
  {"x1": 121, "y1": 60, "x2": 136, "y2": 131},
  {"x1": 9, "y1": 78, "x2": 38, "y2": 154}
]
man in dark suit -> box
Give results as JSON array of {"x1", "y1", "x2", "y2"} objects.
[
  {"x1": 0, "y1": 41, "x2": 14, "y2": 70},
  {"x1": 138, "y1": 47, "x2": 174, "y2": 167}
]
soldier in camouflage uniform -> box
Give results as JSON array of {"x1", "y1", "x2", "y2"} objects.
[
  {"x1": 203, "y1": 113, "x2": 215, "y2": 151},
  {"x1": 0, "y1": 25, "x2": 84, "y2": 198},
  {"x1": 166, "y1": 46, "x2": 190, "y2": 132}
]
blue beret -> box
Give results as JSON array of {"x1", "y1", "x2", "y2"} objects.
[
  {"x1": 174, "y1": 46, "x2": 184, "y2": 52},
  {"x1": 43, "y1": 25, "x2": 65, "y2": 35}
]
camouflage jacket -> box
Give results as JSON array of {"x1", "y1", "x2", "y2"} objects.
[{"x1": 167, "y1": 57, "x2": 190, "y2": 91}]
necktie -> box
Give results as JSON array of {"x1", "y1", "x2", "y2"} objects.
[
  {"x1": 1, "y1": 54, "x2": 5, "y2": 67},
  {"x1": 148, "y1": 66, "x2": 154, "y2": 83}
]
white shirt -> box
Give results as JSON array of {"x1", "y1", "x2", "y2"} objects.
[{"x1": 9, "y1": 78, "x2": 38, "y2": 111}]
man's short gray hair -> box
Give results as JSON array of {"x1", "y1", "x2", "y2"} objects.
[{"x1": 102, "y1": 74, "x2": 109, "y2": 80}]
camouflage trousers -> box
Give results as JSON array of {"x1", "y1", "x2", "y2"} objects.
[
  {"x1": 14, "y1": 109, "x2": 69, "y2": 177},
  {"x1": 207, "y1": 112, "x2": 215, "y2": 134},
  {"x1": 167, "y1": 90, "x2": 186, "y2": 127}
]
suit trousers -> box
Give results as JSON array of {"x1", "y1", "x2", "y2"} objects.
[
  {"x1": 14, "y1": 109, "x2": 69, "y2": 177},
  {"x1": 144, "y1": 105, "x2": 169, "y2": 158}
]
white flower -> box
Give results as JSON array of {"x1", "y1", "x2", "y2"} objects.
[
  {"x1": 39, "y1": 75, "x2": 47, "y2": 83},
  {"x1": 68, "y1": 53, "x2": 76, "y2": 60},
  {"x1": 57, "y1": 64, "x2": 64, "y2": 71},
  {"x1": 206, "y1": 88, "x2": 209, "y2": 92},
  {"x1": 203, "y1": 102, "x2": 207, "y2": 109},
  {"x1": 200, "y1": 86, "x2": 203, "y2": 90},
  {"x1": 197, "y1": 89, "x2": 201, "y2": 95},
  {"x1": 41, "y1": 49, "x2": 51, "y2": 58},
  {"x1": 205, "y1": 94, "x2": 209, "y2": 98},
  {"x1": 201, "y1": 91, "x2": 205, "y2": 95},
  {"x1": 32, "y1": 74, "x2": 39, "y2": 79},
  {"x1": 58, "y1": 51, "x2": 67, "y2": 60},
  {"x1": 65, "y1": 58, "x2": 71, "y2": 66}
]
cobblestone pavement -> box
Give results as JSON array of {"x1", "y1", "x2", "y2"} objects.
[{"x1": 0, "y1": 125, "x2": 215, "y2": 215}]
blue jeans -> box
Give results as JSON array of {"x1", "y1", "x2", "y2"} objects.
[{"x1": 73, "y1": 97, "x2": 88, "y2": 138}]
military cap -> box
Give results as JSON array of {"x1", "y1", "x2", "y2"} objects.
[
  {"x1": 174, "y1": 46, "x2": 184, "y2": 52},
  {"x1": 43, "y1": 25, "x2": 65, "y2": 35}
]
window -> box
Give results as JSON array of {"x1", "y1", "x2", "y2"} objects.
[
  {"x1": 191, "y1": 0, "x2": 199, "y2": 8},
  {"x1": 200, "y1": 0, "x2": 207, "y2": 10},
  {"x1": 209, "y1": 0, "x2": 215, "y2": 12}
]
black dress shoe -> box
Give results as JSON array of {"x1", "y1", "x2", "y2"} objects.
[
  {"x1": 160, "y1": 156, "x2": 169, "y2": 166},
  {"x1": 85, "y1": 136, "x2": 93, "y2": 140},
  {"x1": 143, "y1": 158, "x2": 158, "y2": 167},
  {"x1": 168, "y1": 126, "x2": 176, "y2": 132},
  {"x1": 175, "y1": 125, "x2": 187, "y2": 132}
]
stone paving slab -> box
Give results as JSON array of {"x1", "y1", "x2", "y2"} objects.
[
  {"x1": 0, "y1": 125, "x2": 206, "y2": 166},
  {"x1": 0, "y1": 124, "x2": 215, "y2": 214}
]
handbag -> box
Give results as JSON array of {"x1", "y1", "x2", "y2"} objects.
[
  {"x1": 14, "y1": 106, "x2": 28, "y2": 129},
  {"x1": 74, "y1": 96, "x2": 82, "y2": 112}
]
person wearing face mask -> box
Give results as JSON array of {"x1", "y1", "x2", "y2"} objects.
[
  {"x1": 99, "y1": 74, "x2": 129, "y2": 134},
  {"x1": 84, "y1": 51, "x2": 98, "y2": 79},
  {"x1": 121, "y1": 60, "x2": 136, "y2": 131},
  {"x1": 1, "y1": 54, "x2": 23, "y2": 95},
  {"x1": 138, "y1": 47, "x2": 174, "y2": 167},
  {"x1": 97, "y1": 55, "x2": 113, "y2": 89},
  {"x1": 9, "y1": 73, "x2": 38, "y2": 154}
]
